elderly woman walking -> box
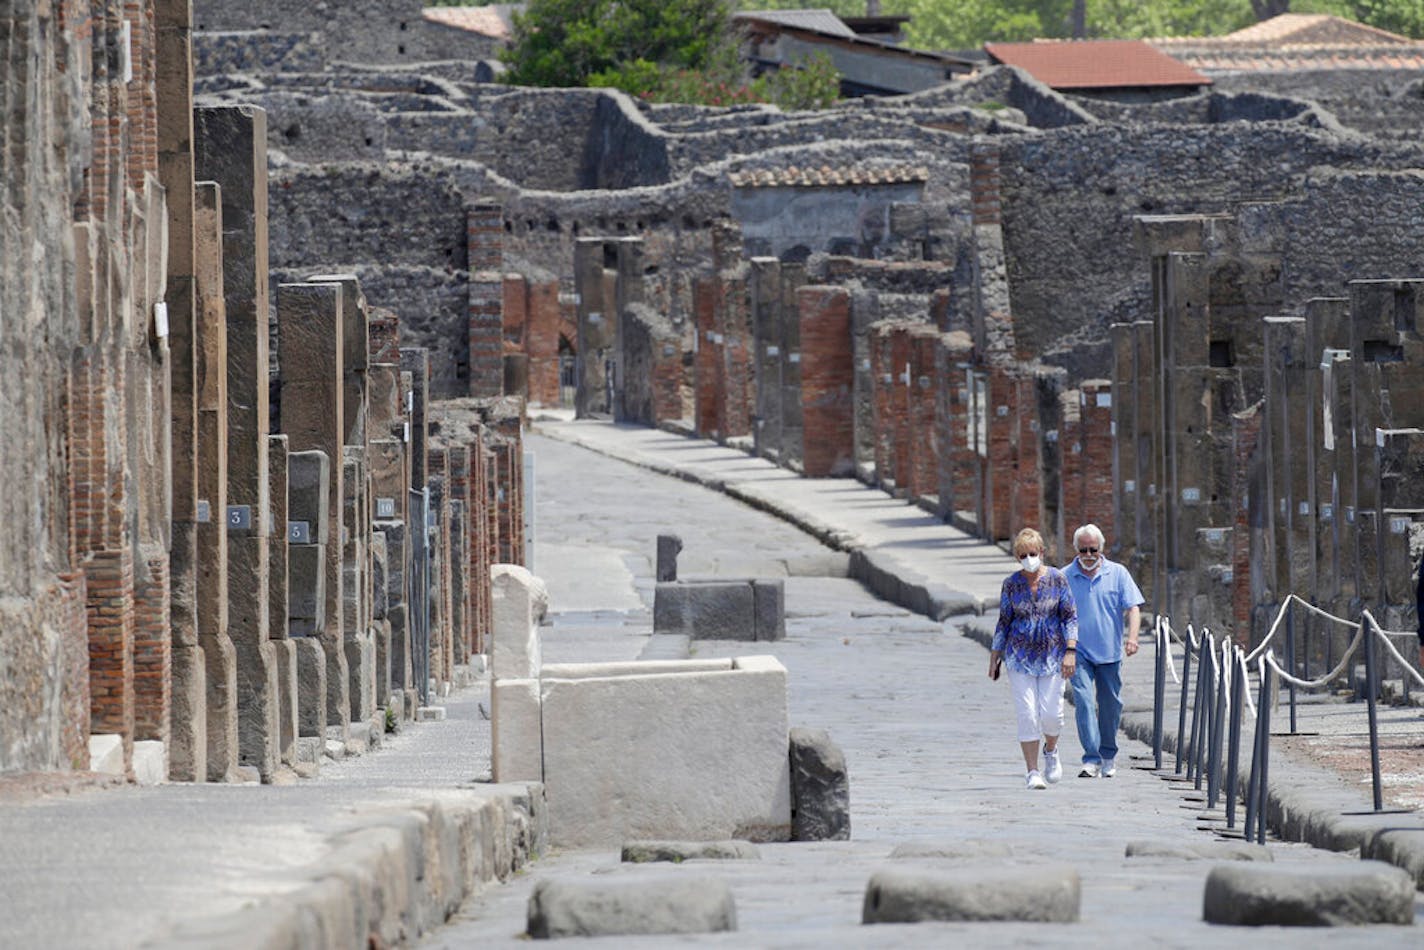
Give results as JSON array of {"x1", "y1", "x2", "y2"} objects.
[{"x1": 989, "y1": 527, "x2": 1079, "y2": 789}]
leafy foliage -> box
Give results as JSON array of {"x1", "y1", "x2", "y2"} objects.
[
  {"x1": 590, "y1": 52, "x2": 841, "y2": 110},
  {"x1": 502, "y1": 0, "x2": 735, "y2": 88}
]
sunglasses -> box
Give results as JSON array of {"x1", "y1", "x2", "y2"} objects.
[{"x1": 1077, "y1": 546, "x2": 1100, "y2": 554}]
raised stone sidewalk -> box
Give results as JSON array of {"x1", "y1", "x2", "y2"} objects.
[
  {"x1": 532, "y1": 415, "x2": 1424, "y2": 893},
  {"x1": 0, "y1": 687, "x2": 538, "y2": 949}
]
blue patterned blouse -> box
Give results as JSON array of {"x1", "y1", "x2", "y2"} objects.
[{"x1": 992, "y1": 567, "x2": 1078, "y2": 676}]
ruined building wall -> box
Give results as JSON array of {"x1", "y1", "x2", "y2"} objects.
[
  {"x1": 2, "y1": 0, "x2": 172, "y2": 774},
  {"x1": 998, "y1": 122, "x2": 1424, "y2": 378}
]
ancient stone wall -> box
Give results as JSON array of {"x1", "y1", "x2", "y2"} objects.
[{"x1": 998, "y1": 122, "x2": 1424, "y2": 380}]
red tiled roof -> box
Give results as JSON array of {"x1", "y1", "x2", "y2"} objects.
[
  {"x1": 423, "y1": 6, "x2": 511, "y2": 41},
  {"x1": 985, "y1": 39, "x2": 1210, "y2": 89}
]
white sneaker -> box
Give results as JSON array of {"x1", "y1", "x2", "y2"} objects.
[
  {"x1": 1102, "y1": 758, "x2": 1117, "y2": 778},
  {"x1": 1078, "y1": 762, "x2": 1100, "y2": 778},
  {"x1": 1026, "y1": 769, "x2": 1048, "y2": 790},
  {"x1": 1043, "y1": 750, "x2": 1062, "y2": 784}
]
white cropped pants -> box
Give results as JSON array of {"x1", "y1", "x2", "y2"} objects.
[{"x1": 1006, "y1": 666, "x2": 1064, "y2": 743}]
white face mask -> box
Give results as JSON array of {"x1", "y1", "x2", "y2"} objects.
[{"x1": 1019, "y1": 554, "x2": 1042, "y2": 573}]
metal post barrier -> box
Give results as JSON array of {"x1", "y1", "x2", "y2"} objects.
[
  {"x1": 1285, "y1": 606, "x2": 1298, "y2": 734},
  {"x1": 1362, "y1": 614, "x2": 1384, "y2": 812},
  {"x1": 1197, "y1": 640, "x2": 1217, "y2": 792},
  {"x1": 1207, "y1": 644, "x2": 1227, "y2": 810},
  {"x1": 1153, "y1": 616, "x2": 1166, "y2": 770},
  {"x1": 1175, "y1": 629, "x2": 1192, "y2": 774},
  {"x1": 1254, "y1": 660, "x2": 1272, "y2": 845},
  {"x1": 1188, "y1": 638, "x2": 1210, "y2": 788},
  {"x1": 1225, "y1": 650, "x2": 1245, "y2": 829}
]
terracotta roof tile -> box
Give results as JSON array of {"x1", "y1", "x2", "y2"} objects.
[
  {"x1": 985, "y1": 39, "x2": 1210, "y2": 89},
  {"x1": 422, "y1": 5, "x2": 512, "y2": 41},
  {"x1": 728, "y1": 164, "x2": 929, "y2": 188}
]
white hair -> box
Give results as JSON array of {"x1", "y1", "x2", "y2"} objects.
[{"x1": 1073, "y1": 523, "x2": 1105, "y2": 548}]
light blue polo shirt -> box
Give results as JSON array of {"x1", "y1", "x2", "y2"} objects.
[{"x1": 1063, "y1": 557, "x2": 1144, "y2": 664}]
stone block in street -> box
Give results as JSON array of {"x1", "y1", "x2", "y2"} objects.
[
  {"x1": 862, "y1": 866, "x2": 1080, "y2": 923},
  {"x1": 656, "y1": 534, "x2": 682, "y2": 582},
  {"x1": 1126, "y1": 840, "x2": 1272, "y2": 862},
  {"x1": 889, "y1": 839, "x2": 1013, "y2": 860},
  {"x1": 753, "y1": 579, "x2": 785, "y2": 641},
  {"x1": 621, "y1": 840, "x2": 761, "y2": 863},
  {"x1": 789, "y1": 727, "x2": 849, "y2": 841},
  {"x1": 539, "y1": 655, "x2": 791, "y2": 848},
  {"x1": 526, "y1": 876, "x2": 736, "y2": 938},
  {"x1": 1202, "y1": 861, "x2": 1414, "y2": 926}
]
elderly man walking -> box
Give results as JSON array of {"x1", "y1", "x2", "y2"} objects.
[{"x1": 1063, "y1": 523, "x2": 1143, "y2": 778}]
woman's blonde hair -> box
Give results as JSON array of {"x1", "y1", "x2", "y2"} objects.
[{"x1": 1012, "y1": 527, "x2": 1044, "y2": 558}]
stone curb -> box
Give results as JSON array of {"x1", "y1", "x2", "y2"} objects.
[
  {"x1": 146, "y1": 783, "x2": 546, "y2": 948},
  {"x1": 959, "y1": 618, "x2": 1424, "y2": 890}
]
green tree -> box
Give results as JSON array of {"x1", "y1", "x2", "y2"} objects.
[
  {"x1": 1348, "y1": 0, "x2": 1424, "y2": 35},
  {"x1": 502, "y1": 0, "x2": 735, "y2": 87}
]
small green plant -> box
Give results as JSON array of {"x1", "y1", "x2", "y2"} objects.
[
  {"x1": 385, "y1": 705, "x2": 397, "y2": 733},
  {"x1": 977, "y1": 100, "x2": 1008, "y2": 111}
]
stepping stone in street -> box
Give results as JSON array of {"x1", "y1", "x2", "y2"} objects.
[
  {"x1": 789, "y1": 726, "x2": 850, "y2": 841},
  {"x1": 621, "y1": 840, "x2": 761, "y2": 863},
  {"x1": 862, "y1": 866, "x2": 1079, "y2": 924},
  {"x1": 889, "y1": 839, "x2": 1014, "y2": 860},
  {"x1": 1126, "y1": 840, "x2": 1272, "y2": 862},
  {"x1": 1202, "y1": 861, "x2": 1414, "y2": 926},
  {"x1": 527, "y1": 875, "x2": 737, "y2": 938}
]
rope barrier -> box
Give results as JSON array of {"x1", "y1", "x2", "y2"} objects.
[
  {"x1": 1263, "y1": 622, "x2": 1365, "y2": 689},
  {"x1": 1363, "y1": 610, "x2": 1424, "y2": 688}
]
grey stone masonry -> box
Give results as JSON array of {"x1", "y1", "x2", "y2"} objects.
[
  {"x1": 286, "y1": 450, "x2": 328, "y2": 638},
  {"x1": 653, "y1": 579, "x2": 785, "y2": 641},
  {"x1": 278, "y1": 281, "x2": 349, "y2": 734},
  {"x1": 196, "y1": 104, "x2": 276, "y2": 783},
  {"x1": 266, "y1": 435, "x2": 297, "y2": 768},
  {"x1": 526, "y1": 877, "x2": 737, "y2": 939}
]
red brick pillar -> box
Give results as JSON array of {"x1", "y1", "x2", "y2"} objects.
[
  {"x1": 467, "y1": 203, "x2": 504, "y2": 397},
  {"x1": 799, "y1": 287, "x2": 855, "y2": 477},
  {"x1": 935, "y1": 331, "x2": 977, "y2": 522},
  {"x1": 694, "y1": 277, "x2": 722, "y2": 438},
  {"x1": 908, "y1": 326, "x2": 941, "y2": 500},
  {"x1": 1076, "y1": 380, "x2": 1117, "y2": 545},
  {"x1": 527, "y1": 279, "x2": 562, "y2": 407}
]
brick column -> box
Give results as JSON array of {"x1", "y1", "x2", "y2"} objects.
[
  {"x1": 798, "y1": 286, "x2": 855, "y2": 477},
  {"x1": 934, "y1": 331, "x2": 976, "y2": 524},
  {"x1": 693, "y1": 276, "x2": 722, "y2": 438},
  {"x1": 467, "y1": 202, "x2": 505, "y2": 397}
]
